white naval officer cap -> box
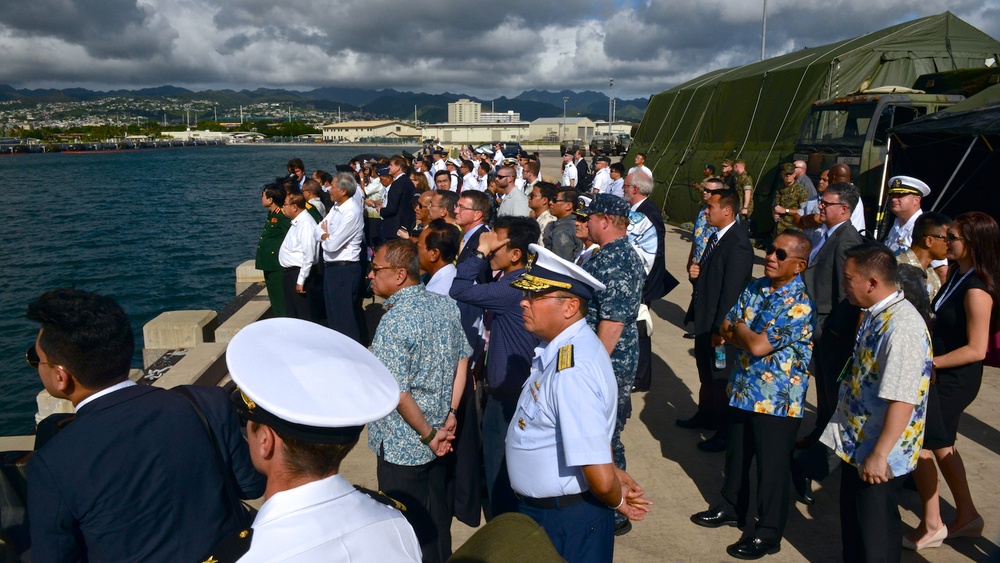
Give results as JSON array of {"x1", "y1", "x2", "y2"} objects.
[
  {"x1": 887, "y1": 175, "x2": 930, "y2": 197},
  {"x1": 226, "y1": 317, "x2": 399, "y2": 444},
  {"x1": 511, "y1": 243, "x2": 607, "y2": 301}
]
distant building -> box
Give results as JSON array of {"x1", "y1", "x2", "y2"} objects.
[
  {"x1": 447, "y1": 99, "x2": 482, "y2": 123},
  {"x1": 593, "y1": 121, "x2": 635, "y2": 136},
  {"x1": 162, "y1": 130, "x2": 232, "y2": 141},
  {"x1": 320, "y1": 120, "x2": 421, "y2": 142},
  {"x1": 420, "y1": 122, "x2": 530, "y2": 145},
  {"x1": 527, "y1": 117, "x2": 597, "y2": 143},
  {"x1": 480, "y1": 111, "x2": 521, "y2": 124}
]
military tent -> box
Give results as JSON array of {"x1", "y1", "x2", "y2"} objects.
[
  {"x1": 629, "y1": 12, "x2": 1000, "y2": 235},
  {"x1": 887, "y1": 83, "x2": 1000, "y2": 228}
]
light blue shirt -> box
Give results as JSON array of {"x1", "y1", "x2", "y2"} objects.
[{"x1": 505, "y1": 319, "x2": 617, "y2": 498}]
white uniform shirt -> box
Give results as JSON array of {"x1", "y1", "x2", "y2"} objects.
[
  {"x1": 238, "y1": 474, "x2": 421, "y2": 562},
  {"x1": 607, "y1": 178, "x2": 625, "y2": 199},
  {"x1": 493, "y1": 149, "x2": 505, "y2": 166},
  {"x1": 562, "y1": 162, "x2": 578, "y2": 187},
  {"x1": 628, "y1": 165, "x2": 652, "y2": 178},
  {"x1": 462, "y1": 172, "x2": 479, "y2": 192},
  {"x1": 591, "y1": 167, "x2": 611, "y2": 194},
  {"x1": 505, "y1": 319, "x2": 616, "y2": 498},
  {"x1": 432, "y1": 159, "x2": 446, "y2": 173},
  {"x1": 278, "y1": 213, "x2": 319, "y2": 286},
  {"x1": 307, "y1": 197, "x2": 327, "y2": 218},
  {"x1": 885, "y1": 208, "x2": 946, "y2": 269},
  {"x1": 317, "y1": 197, "x2": 364, "y2": 262},
  {"x1": 426, "y1": 264, "x2": 457, "y2": 297}
]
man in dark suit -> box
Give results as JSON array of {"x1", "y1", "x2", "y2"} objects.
[
  {"x1": 379, "y1": 155, "x2": 416, "y2": 242},
  {"x1": 792, "y1": 182, "x2": 865, "y2": 501},
  {"x1": 676, "y1": 189, "x2": 754, "y2": 452},
  {"x1": 25, "y1": 288, "x2": 264, "y2": 562},
  {"x1": 625, "y1": 170, "x2": 679, "y2": 392}
]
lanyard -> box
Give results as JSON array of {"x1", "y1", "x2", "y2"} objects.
[{"x1": 933, "y1": 268, "x2": 974, "y2": 312}]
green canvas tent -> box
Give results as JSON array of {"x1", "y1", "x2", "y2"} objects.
[{"x1": 629, "y1": 12, "x2": 1000, "y2": 235}]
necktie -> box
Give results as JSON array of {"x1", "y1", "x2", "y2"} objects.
[
  {"x1": 700, "y1": 233, "x2": 719, "y2": 265},
  {"x1": 809, "y1": 231, "x2": 828, "y2": 265}
]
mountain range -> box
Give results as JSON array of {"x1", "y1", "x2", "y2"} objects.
[{"x1": 0, "y1": 84, "x2": 649, "y2": 123}]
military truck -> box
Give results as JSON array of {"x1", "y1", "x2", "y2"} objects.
[
  {"x1": 589, "y1": 133, "x2": 631, "y2": 156},
  {"x1": 793, "y1": 87, "x2": 965, "y2": 230}
]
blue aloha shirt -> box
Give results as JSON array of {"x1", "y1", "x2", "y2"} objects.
[
  {"x1": 820, "y1": 292, "x2": 932, "y2": 476},
  {"x1": 691, "y1": 206, "x2": 716, "y2": 263},
  {"x1": 725, "y1": 275, "x2": 816, "y2": 418},
  {"x1": 368, "y1": 284, "x2": 470, "y2": 466}
]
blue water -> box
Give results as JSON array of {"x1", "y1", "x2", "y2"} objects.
[{"x1": 0, "y1": 144, "x2": 404, "y2": 436}]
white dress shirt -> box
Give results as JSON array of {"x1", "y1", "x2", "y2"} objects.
[
  {"x1": 591, "y1": 167, "x2": 611, "y2": 194},
  {"x1": 317, "y1": 198, "x2": 364, "y2": 262},
  {"x1": 279, "y1": 212, "x2": 320, "y2": 285},
  {"x1": 238, "y1": 474, "x2": 421, "y2": 562},
  {"x1": 426, "y1": 264, "x2": 457, "y2": 297}
]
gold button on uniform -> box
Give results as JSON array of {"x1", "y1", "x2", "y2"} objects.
[{"x1": 518, "y1": 417, "x2": 525, "y2": 430}]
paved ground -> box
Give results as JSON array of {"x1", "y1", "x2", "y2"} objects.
[{"x1": 335, "y1": 153, "x2": 999, "y2": 561}]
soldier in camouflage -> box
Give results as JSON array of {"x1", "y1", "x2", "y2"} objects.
[
  {"x1": 732, "y1": 159, "x2": 754, "y2": 218},
  {"x1": 771, "y1": 163, "x2": 809, "y2": 238}
]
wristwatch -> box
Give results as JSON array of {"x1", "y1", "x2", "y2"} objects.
[{"x1": 473, "y1": 250, "x2": 486, "y2": 260}]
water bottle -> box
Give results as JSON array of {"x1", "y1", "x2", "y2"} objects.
[{"x1": 714, "y1": 344, "x2": 727, "y2": 370}]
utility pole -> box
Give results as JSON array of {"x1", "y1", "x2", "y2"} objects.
[
  {"x1": 608, "y1": 78, "x2": 614, "y2": 135},
  {"x1": 240, "y1": 105, "x2": 244, "y2": 125},
  {"x1": 562, "y1": 96, "x2": 569, "y2": 141},
  {"x1": 214, "y1": 104, "x2": 217, "y2": 122},
  {"x1": 761, "y1": 0, "x2": 767, "y2": 60}
]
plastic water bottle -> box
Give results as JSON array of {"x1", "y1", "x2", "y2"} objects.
[{"x1": 714, "y1": 345, "x2": 727, "y2": 370}]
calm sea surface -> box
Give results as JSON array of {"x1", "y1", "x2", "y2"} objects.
[{"x1": 0, "y1": 144, "x2": 405, "y2": 436}]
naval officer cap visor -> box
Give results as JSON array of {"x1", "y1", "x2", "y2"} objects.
[
  {"x1": 511, "y1": 244, "x2": 606, "y2": 301},
  {"x1": 226, "y1": 317, "x2": 400, "y2": 444}
]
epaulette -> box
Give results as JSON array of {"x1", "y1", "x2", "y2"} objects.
[
  {"x1": 354, "y1": 485, "x2": 408, "y2": 512},
  {"x1": 199, "y1": 528, "x2": 253, "y2": 563},
  {"x1": 557, "y1": 344, "x2": 574, "y2": 372}
]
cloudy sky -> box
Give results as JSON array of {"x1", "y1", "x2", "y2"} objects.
[{"x1": 0, "y1": 0, "x2": 997, "y2": 99}]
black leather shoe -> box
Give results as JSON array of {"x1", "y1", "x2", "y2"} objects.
[
  {"x1": 683, "y1": 332, "x2": 696, "y2": 339},
  {"x1": 690, "y1": 507, "x2": 741, "y2": 528},
  {"x1": 676, "y1": 414, "x2": 717, "y2": 430},
  {"x1": 614, "y1": 519, "x2": 632, "y2": 536},
  {"x1": 697, "y1": 434, "x2": 728, "y2": 452},
  {"x1": 726, "y1": 537, "x2": 781, "y2": 560},
  {"x1": 791, "y1": 464, "x2": 814, "y2": 505}
]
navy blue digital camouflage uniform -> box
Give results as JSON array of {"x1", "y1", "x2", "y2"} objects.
[{"x1": 583, "y1": 236, "x2": 645, "y2": 474}]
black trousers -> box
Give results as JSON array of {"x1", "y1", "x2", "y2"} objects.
[
  {"x1": 839, "y1": 461, "x2": 905, "y2": 563},
  {"x1": 377, "y1": 456, "x2": 451, "y2": 563},
  {"x1": 634, "y1": 320, "x2": 652, "y2": 392},
  {"x1": 322, "y1": 261, "x2": 363, "y2": 343},
  {"x1": 694, "y1": 334, "x2": 734, "y2": 428},
  {"x1": 720, "y1": 408, "x2": 800, "y2": 543},
  {"x1": 281, "y1": 267, "x2": 324, "y2": 323}
]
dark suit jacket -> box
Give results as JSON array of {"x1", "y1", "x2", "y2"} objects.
[
  {"x1": 636, "y1": 198, "x2": 679, "y2": 303},
  {"x1": 28, "y1": 385, "x2": 265, "y2": 562},
  {"x1": 802, "y1": 221, "x2": 863, "y2": 337},
  {"x1": 455, "y1": 224, "x2": 492, "y2": 354},
  {"x1": 692, "y1": 222, "x2": 754, "y2": 336},
  {"x1": 380, "y1": 174, "x2": 416, "y2": 241}
]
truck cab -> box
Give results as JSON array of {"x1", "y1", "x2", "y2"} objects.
[{"x1": 793, "y1": 88, "x2": 964, "y2": 225}]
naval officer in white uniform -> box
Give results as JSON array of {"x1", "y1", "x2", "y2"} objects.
[
  {"x1": 218, "y1": 317, "x2": 421, "y2": 562},
  {"x1": 506, "y1": 245, "x2": 652, "y2": 562}
]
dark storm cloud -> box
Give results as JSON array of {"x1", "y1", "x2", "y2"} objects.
[
  {"x1": 0, "y1": 0, "x2": 994, "y2": 98},
  {"x1": 0, "y1": 0, "x2": 177, "y2": 59}
]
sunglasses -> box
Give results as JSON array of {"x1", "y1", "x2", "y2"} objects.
[
  {"x1": 26, "y1": 345, "x2": 68, "y2": 371},
  {"x1": 765, "y1": 245, "x2": 798, "y2": 261},
  {"x1": 946, "y1": 232, "x2": 965, "y2": 242}
]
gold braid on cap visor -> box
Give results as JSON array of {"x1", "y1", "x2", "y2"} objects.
[
  {"x1": 240, "y1": 390, "x2": 256, "y2": 413},
  {"x1": 512, "y1": 273, "x2": 573, "y2": 291}
]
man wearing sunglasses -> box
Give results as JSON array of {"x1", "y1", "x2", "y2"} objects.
[
  {"x1": 692, "y1": 231, "x2": 816, "y2": 559},
  {"x1": 25, "y1": 288, "x2": 263, "y2": 562},
  {"x1": 793, "y1": 182, "x2": 864, "y2": 500}
]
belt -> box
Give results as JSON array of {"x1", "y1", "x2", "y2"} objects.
[
  {"x1": 282, "y1": 266, "x2": 301, "y2": 272},
  {"x1": 325, "y1": 260, "x2": 358, "y2": 267},
  {"x1": 517, "y1": 492, "x2": 587, "y2": 510}
]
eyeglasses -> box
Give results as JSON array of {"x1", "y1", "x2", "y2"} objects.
[
  {"x1": 946, "y1": 232, "x2": 965, "y2": 242},
  {"x1": 26, "y1": 345, "x2": 68, "y2": 371},
  {"x1": 370, "y1": 263, "x2": 401, "y2": 274},
  {"x1": 764, "y1": 245, "x2": 803, "y2": 262},
  {"x1": 523, "y1": 290, "x2": 570, "y2": 303},
  {"x1": 818, "y1": 199, "x2": 847, "y2": 208},
  {"x1": 782, "y1": 172, "x2": 795, "y2": 176},
  {"x1": 497, "y1": 175, "x2": 515, "y2": 180},
  {"x1": 925, "y1": 234, "x2": 948, "y2": 241},
  {"x1": 454, "y1": 204, "x2": 475, "y2": 212}
]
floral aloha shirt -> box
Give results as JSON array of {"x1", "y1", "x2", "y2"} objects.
[
  {"x1": 725, "y1": 275, "x2": 816, "y2": 418},
  {"x1": 691, "y1": 206, "x2": 716, "y2": 264},
  {"x1": 820, "y1": 292, "x2": 932, "y2": 477}
]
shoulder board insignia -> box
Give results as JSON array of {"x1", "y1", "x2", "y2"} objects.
[
  {"x1": 199, "y1": 528, "x2": 253, "y2": 563},
  {"x1": 355, "y1": 485, "x2": 407, "y2": 512},
  {"x1": 557, "y1": 344, "x2": 574, "y2": 372}
]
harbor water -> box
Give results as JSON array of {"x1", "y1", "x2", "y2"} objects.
[{"x1": 0, "y1": 144, "x2": 400, "y2": 436}]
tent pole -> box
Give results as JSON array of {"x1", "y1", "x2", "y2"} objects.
[
  {"x1": 931, "y1": 135, "x2": 978, "y2": 211},
  {"x1": 660, "y1": 167, "x2": 683, "y2": 216},
  {"x1": 875, "y1": 136, "x2": 893, "y2": 240}
]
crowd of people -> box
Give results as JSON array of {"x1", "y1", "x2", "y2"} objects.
[{"x1": 17, "y1": 148, "x2": 1000, "y2": 563}]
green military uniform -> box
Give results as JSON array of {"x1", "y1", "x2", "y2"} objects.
[
  {"x1": 255, "y1": 209, "x2": 291, "y2": 317},
  {"x1": 736, "y1": 172, "x2": 754, "y2": 216},
  {"x1": 772, "y1": 181, "x2": 808, "y2": 236},
  {"x1": 305, "y1": 202, "x2": 323, "y2": 223}
]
